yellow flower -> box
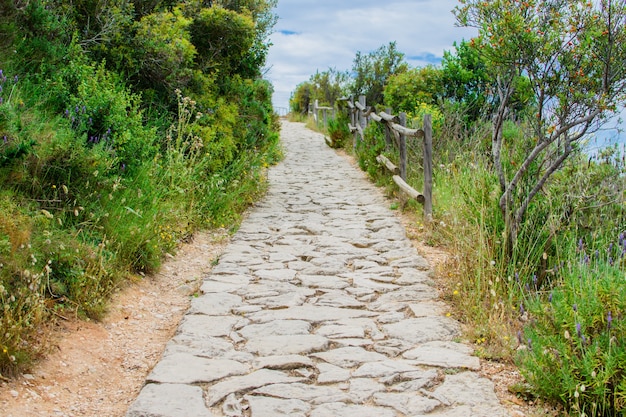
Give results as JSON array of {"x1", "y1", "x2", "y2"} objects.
[{"x1": 453, "y1": 290, "x2": 459, "y2": 296}]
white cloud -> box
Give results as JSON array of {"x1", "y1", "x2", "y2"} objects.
[{"x1": 265, "y1": 0, "x2": 477, "y2": 110}]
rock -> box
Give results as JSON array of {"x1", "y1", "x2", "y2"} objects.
[
  {"x1": 188, "y1": 293, "x2": 242, "y2": 315},
  {"x1": 402, "y1": 341, "x2": 480, "y2": 370},
  {"x1": 147, "y1": 353, "x2": 249, "y2": 384},
  {"x1": 316, "y1": 362, "x2": 351, "y2": 384},
  {"x1": 311, "y1": 346, "x2": 387, "y2": 368},
  {"x1": 382, "y1": 317, "x2": 460, "y2": 344},
  {"x1": 238, "y1": 320, "x2": 311, "y2": 339},
  {"x1": 373, "y1": 392, "x2": 441, "y2": 415},
  {"x1": 252, "y1": 383, "x2": 350, "y2": 404},
  {"x1": 207, "y1": 369, "x2": 305, "y2": 406},
  {"x1": 352, "y1": 360, "x2": 420, "y2": 378},
  {"x1": 310, "y1": 402, "x2": 396, "y2": 417},
  {"x1": 244, "y1": 395, "x2": 311, "y2": 417},
  {"x1": 253, "y1": 355, "x2": 315, "y2": 370},
  {"x1": 126, "y1": 383, "x2": 213, "y2": 417}
]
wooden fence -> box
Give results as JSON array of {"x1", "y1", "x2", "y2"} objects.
[
  {"x1": 337, "y1": 96, "x2": 433, "y2": 219},
  {"x1": 308, "y1": 100, "x2": 335, "y2": 127}
]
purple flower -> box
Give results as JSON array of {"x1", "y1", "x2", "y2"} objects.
[
  {"x1": 517, "y1": 331, "x2": 523, "y2": 344},
  {"x1": 65, "y1": 109, "x2": 70, "y2": 117},
  {"x1": 515, "y1": 272, "x2": 519, "y2": 282},
  {"x1": 527, "y1": 338, "x2": 533, "y2": 350},
  {"x1": 532, "y1": 274, "x2": 537, "y2": 287},
  {"x1": 13, "y1": 75, "x2": 18, "y2": 83},
  {"x1": 578, "y1": 238, "x2": 584, "y2": 251},
  {"x1": 520, "y1": 303, "x2": 525, "y2": 315},
  {"x1": 3, "y1": 135, "x2": 7, "y2": 144},
  {"x1": 573, "y1": 304, "x2": 578, "y2": 312},
  {"x1": 608, "y1": 311, "x2": 613, "y2": 330},
  {"x1": 576, "y1": 322, "x2": 582, "y2": 338},
  {"x1": 548, "y1": 292, "x2": 553, "y2": 303}
]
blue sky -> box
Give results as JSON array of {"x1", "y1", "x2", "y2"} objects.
[
  {"x1": 263, "y1": 0, "x2": 624, "y2": 147},
  {"x1": 264, "y1": 0, "x2": 477, "y2": 111}
]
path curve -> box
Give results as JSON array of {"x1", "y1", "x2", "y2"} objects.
[{"x1": 126, "y1": 121, "x2": 509, "y2": 417}]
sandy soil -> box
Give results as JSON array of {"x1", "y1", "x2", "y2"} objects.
[{"x1": 0, "y1": 230, "x2": 229, "y2": 417}]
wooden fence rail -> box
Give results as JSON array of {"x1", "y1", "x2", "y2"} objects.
[
  {"x1": 337, "y1": 95, "x2": 433, "y2": 219},
  {"x1": 308, "y1": 100, "x2": 335, "y2": 127}
]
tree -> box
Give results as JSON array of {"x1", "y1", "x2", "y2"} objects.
[
  {"x1": 384, "y1": 65, "x2": 443, "y2": 113},
  {"x1": 351, "y1": 41, "x2": 408, "y2": 106},
  {"x1": 455, "y1": 0, "x2": 626, "y2": 249},
  {"x1": 188, "y1": 6, "x2": 256, "y2": 76},
  {"x1": 289, "y1": 68, "x2": 349, "y2": 114}
]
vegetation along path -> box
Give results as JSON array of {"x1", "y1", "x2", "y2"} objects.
[{"x1": 127, "y1": 121, "x2": 509, "y2": 417}]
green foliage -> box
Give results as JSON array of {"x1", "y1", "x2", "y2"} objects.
[
  {"x1": 455, "y1": 0, "x2": 626, "y2": 251},
  {"x1": 355, "y1": 122, "x2": 388, "y2": 179},
  {"x1": 189, "y1": 6, "x2": 255, "y2": 75},
  {"x1": 0, "y1": 0, "x2": 279, "y2": 377},
  {"x1": 133, "y1": 8, "x2": 196, "y2": 92},
  {"x1": 351, "y1": 41, "x2": 408, "y2": 106},
  {"x1": 289, "y1": 68, "x2": 349, "y2": 114},
  {"x1": 517, "y1": 238, "x2": 626, "y2": 416},
  {"x1": 384, "y1": 66, "x2": 443, "y2": 112},
  {"x1": 326, "y1": 113, "x2": 351, "y2": 149}
]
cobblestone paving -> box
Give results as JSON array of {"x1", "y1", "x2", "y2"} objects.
[{"x1": 126, "y1": 121, "x2": 510, "y2": 417}]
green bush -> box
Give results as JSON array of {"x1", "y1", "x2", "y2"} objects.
[
  {"x1": 327, "y1": 114, "x2": 350, "y2": 149},
  {"x1": 517, "y1": 236, "x2": 626, "y2": 416}
]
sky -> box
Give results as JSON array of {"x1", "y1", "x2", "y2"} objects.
[
  {"x1": 264, "y1": 0, "x2": 477, "y2": 112},
  {"x1": 263, "y1": 0, "x2": 624, "y2": 147}
]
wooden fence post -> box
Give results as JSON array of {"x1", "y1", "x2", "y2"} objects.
[
  {"x1": 384, "y1": 108, "x2": 393, "y2": 150},
  {"x1": 351, "y1": 97, "x2": 358, "y2": 151},
  {"x1": 423, "y1": 114, "x2": 433, "y2": 220},
  {"x1": 358, "y1": 95, "x2": 366, "y2": 132},
  {"x1": 399, "y1": 112, "x2": 407, "y2": 181}
]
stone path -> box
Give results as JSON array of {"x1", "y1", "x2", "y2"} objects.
[{"x1": 126, "y1": 121, "x2": 509, "y2": 417}]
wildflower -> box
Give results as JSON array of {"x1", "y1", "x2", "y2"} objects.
[
  {"x1": 577, "y1": 238, "x2": 584, "y2": 251},
  {"x1": 13, "y1": 75, "x2": 18, "y2": 83},
  {"x1": 573, "y1": 304, "x2": 578, "y2": 312},
  {"x1": 517, "y1": 330, "x2": 523, "y2": 344},
  {"x1": 532, "y1": 274, "x2": 537, "y2": 286},
  {"x1": 519, "y1": 303, "x2": 525, "y2": 315},
  {"x1": 576, "y1": 322, "x2": 582, "y2": 338},
  {"x1": 548, "y1": 292, "x2": 553, "y2": 303},
  {"x1": 527, "y1": 338, "x2": 532, "y2": 350},
  {"x1": 607, "y1": 311, "x2": 613, "y2": 330}
]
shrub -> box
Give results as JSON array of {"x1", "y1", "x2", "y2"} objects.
[
  {"x1": 327, "y1": 114, "x2": 350, "y2": 148},
  {"x1": 517, "y1": 236, "x2": 626, "y2": 416}
]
